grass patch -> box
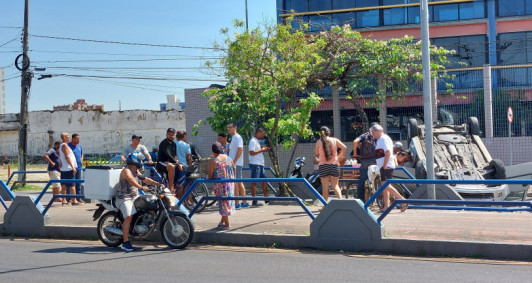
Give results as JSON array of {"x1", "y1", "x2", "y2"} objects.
[{"x1": 11, "y1": 184, "x2": 45, "y2": 191}]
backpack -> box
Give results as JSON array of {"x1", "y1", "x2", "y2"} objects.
[{"x1": 359, "y1": 132, "x2": 376, "y2": 159}]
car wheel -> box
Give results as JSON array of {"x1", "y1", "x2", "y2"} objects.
[
  {"x1": 407, "y1": 118, "x2": 419, "y2": 140},
  {"x1": 488, "y1": 159, "x2": 506, "y2": 179},
  {"x1": 467, "y1": 117, "x2": 480, "y2": 136}
]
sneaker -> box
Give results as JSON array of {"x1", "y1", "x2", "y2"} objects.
[
  {"x1": 235, "y1": 204, "x2": 241, "y2": 210},
  {"x1": 240, "y1": 202, "x2": 250, "y2": 208},
  {"x1": 121, "y1": 241, "x2": 135, "y2": 252},
  {"x1": 252, "y1": 201, "x2": 263, "y2": 207}
]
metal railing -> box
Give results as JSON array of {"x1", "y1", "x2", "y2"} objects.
[
  {"x1": 34, "y1": 179, "x2": 84, "y2": 205},
  {"x1": 178, "y1": 178, "x2": 326, "y2": 219},
  {"x1": 0, "y1": 180, "x2": 17, "y2": 200},
  {"x1": 41, "y1": 194, "x2": 85, "y2": 216},
  {"x1": 6, "y1": 170, "x2": 47, "y2": 186},
  {"x1": 242, "y1": 166, "x2": 279, "y2": 195},
  {"x1": 366, "y1": 179, "x2": 532, "y2": 225}
]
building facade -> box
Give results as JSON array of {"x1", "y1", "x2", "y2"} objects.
[{"x1": 276, "y1": 0, "x2": 532, "y2": 143}]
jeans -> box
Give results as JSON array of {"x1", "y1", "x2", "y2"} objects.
[
  {"x1": 74, "y1": 169, "x2": 82, "y2": 195},
  {"x1": 250, "y1": 164, "x2": 267, "y2": 184}
]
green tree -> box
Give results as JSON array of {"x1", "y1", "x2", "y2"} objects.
[
  {"x1": 309, "y1": 25, "x2": 454, "y2": 131},
  {"x1": 200, "y1": 19, "x2": 323, "y2": 194}
]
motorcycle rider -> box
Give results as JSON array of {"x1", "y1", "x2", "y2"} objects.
[{"x1": 116, "y1": 153, "x2": 159, "y2": 252}]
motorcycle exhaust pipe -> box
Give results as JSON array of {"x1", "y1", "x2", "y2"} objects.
[{"x1": 104, "y1": 226, "x2": 123, "y2": 236}]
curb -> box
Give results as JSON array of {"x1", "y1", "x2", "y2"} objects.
[{"x1": 2, "y1": 223, "x2": 531, "y2": 261}]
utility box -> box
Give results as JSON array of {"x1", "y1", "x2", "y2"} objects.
[{"x1": 84, "y1": 165, "x2": 123, "y2": 200}]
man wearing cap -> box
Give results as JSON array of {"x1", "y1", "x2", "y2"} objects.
[{"x1": 121, "y1": 134, "x2": 152, "y2": 164}]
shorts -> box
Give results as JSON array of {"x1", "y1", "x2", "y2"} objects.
[
  {"x1": 318, "y1": 164, "x2": 340, "y2": 178},
  {"x1": 47, "y1": 171, "x2": 61, "y2": 188},
  {"x1": 60, "y1": 170, "x2": 74, "y2": 187},
  {"x1": 235, "y1": 165, "x2": 243, "y2": 179},
  {"x1": 250, "y1": 164, "x2": 267, "y2": 184},
  {"x1": 115, "y1": 197, "x2": 137, "y2": 218},
  {"x1": 379, "y1": 168, "x2": 394, "y2": 181}
]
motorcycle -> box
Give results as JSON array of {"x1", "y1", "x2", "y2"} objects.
[
  {"x1": 288, "y1": 157, "x2": 322, "y2": 192},
  {"x1": 92, "y1": 183, "x2": 194, "y2": 249}
]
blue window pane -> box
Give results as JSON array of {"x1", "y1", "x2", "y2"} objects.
[
  {"x1": 309, "y1": 0, "x2": 331, "y2": 11},
  {"x1": 383, "y1": 0, "x2": 407, "y2": 25},
  {"x1": 460, "y1": 1, "x2": 485, "y2": 19},
  {"x1": 528, "y1": 32, "x2": 532, "y2": 63},
  {"x1": 499, "y1": 32, "x2": 526, "y2": 65},
  {"x1": 408, "y1": 0, "x2": 421, "y2": 23},
  {"x1": 357, "y1": 9, "x2": 379, "y2": 27},
  {"x1": 498, "y1": 0, "x2": 524, "y2": 17},
  {"x1": 433, "y1": 3, "x2": 458, "y2": 21},
  {"x1": 527, "y1": 0, "x2": 532, "y2": 14},
  {"x1": 333, "y1": 0, "x2": 354, "y2": 9},
  {"x1": 287, "y1": 0, "x2": 308, "y2": 13},
  {"x1": 355, "y1": 0, "x2": 374, "y2": 8},
  {"x1": 333, "y1": 12, "x2": 356, "y2": 27},
  {"x1": 309, "y1": 15, "x2": 332, "y2": 31}
]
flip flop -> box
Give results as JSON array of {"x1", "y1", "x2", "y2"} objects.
[{"x1": 400, "y1": 204, "x2": 408, "y2": 212}]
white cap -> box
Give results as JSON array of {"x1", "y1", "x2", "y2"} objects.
[{"x1": 393, "y1": 142, "x2": 403, "y2": 148}]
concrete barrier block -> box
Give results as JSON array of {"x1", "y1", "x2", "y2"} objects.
[
  {"x1": 2, "y1": 196, "x2": 49, "y2": 236},
  {"x1": 310, "y1": 199, "x2": 383, "y2": 251},
  {"x1": 410, "y1": 184, "x2": 463, "y2": 200},
  {"x1": 0, "y1": 180, "x2": 14, "y2": 201}
]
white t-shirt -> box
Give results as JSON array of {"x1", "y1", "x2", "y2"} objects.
[
  {"x1": 60, "y1": 143, "x2": 77, "y2": 172},
  {"x1": 375, "y1": 134, "x2": 395, "y2": 169},
  {"x1": 229, "y1": 133, "x2": 244, "y2": 166},
  {"x1": 248, "y1": 136, "x2": 264, "y2": 165}
]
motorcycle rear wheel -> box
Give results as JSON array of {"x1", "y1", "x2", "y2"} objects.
[
  {"x1": 183, "y1": 182, "x2": 209, "y2": 213},
  {"x1": 160, "y1": 213, "x2": 194, "y2": 249},
  {"x1": 97, "y1": 211, "x2": 124, "y2": 247}
]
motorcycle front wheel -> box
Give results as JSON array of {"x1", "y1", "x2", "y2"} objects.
[
  {"x1": 97, "y1": 211, "x2": 124, "y2": 247},
  {"x1": 160, "y1": 213, "x2": 194, "y2": 249}
]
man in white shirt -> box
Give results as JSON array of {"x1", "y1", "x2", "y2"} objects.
[
  {"x1": 371, "y1": 124, "x2": 407, "y2": 212},
  {"x1": 227, "y1": 122, "x2": 248, "y2": 209},
  {"x1": 248, "y1": 128, "x2": 270, "y2": 206}
]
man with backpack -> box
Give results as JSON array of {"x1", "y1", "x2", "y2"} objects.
[{"x1": 352, "y1": 122, "x2": 379, "y2": 202}]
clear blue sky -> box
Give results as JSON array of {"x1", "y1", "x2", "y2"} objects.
[{"x1": 0, "y1": 0, "x2": 277, "y2": 113}]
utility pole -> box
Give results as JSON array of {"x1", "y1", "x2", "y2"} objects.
[
  {"x1": 245, "y1": 0, "x2": 249, "y2": 31},
  {"x1": 421, "y1": 0, "x2": 435, "y2": 199},
  {"x1": 18, "y1": 0, "x2": 31, "y2": 183}
]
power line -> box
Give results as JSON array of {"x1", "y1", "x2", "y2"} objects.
[
  {"x1": 43, "y1": 66, "x2": 220, "y2": 70},
  {"x1": 0, "y1": 38, "x2": 18, "y2": 48},
  {"x1": 47, "y1": 73, "x2": 227, "y2": 82},
  {"x1": 29, "y1": 33, "x2": 222, "y2": 50},
  {"x1": 32, "y1": 58, "x2": 220, "y2": 63}
]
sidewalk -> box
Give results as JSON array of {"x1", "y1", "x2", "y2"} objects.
[{"x1": 2, "y1": 190, "x2": 532, "y2": 245}]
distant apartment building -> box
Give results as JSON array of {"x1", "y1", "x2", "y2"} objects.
[{"x1": 53, "y1": 99, "x2": 104, "y2": 111}]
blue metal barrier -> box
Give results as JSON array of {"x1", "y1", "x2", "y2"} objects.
[
  {"x1": 6, "y1": 170, "x2": 47, "y2": 185},
  {"x1": 178, "y1": 178, "x2": 326, "y2": 219},
  {"x1": 42, "y1": 194, "x2": 85, "y2": 216},
  {"x1": 241, "y1": 167, "x2": 279, "y2": 195},
  {"x1": 334, "y1": 166, "x2": 415, "y2": 197},
  {"x1": 365, "y1": 179, "x2": 532, "y2": 225},
  {"x1": 34, "y1": 179, "x2": 84, "y2": 205},
  {"x1": 0, "y1": 194, "x2": 7, "y2": 210}
]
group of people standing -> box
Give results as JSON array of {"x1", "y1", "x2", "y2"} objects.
[
  {"x1": 43, "y1": 132, "x2": 84, "y2": 205},
  {"x1": 315, "y1": 124, "x2": 409, "y2": 212}
]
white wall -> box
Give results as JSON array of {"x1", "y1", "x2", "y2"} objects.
[{"x1": 0, "y1": 109, "x2": 185, "y2": 156}]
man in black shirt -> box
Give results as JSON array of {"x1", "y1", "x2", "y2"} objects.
[{"x1": 156, "y1": 128, "x2": 182, "y2": 192}]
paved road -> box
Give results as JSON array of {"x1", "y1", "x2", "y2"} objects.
[{"x1": 0, "y1": 238, "x2": 531, "y2": 282}]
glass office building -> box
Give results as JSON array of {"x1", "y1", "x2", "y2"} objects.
[{"x1": 276, "y1": 0, "x2": 532, "y2": 139}]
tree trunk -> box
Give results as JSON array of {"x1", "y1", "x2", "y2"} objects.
[
  {"x1": 265, "y1": 136, "x2": 291, "y2": 197},
  {"x1": 347, "y1": 90, "x2": 370, "y2": 132},
  {"x1": 284, "y1": 135, "x2": 300, "y2": 178}
]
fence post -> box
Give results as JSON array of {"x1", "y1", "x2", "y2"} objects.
[
  {"x1": 432, "y1": 77, "x2": 438, "y2": 122},
  {"x1": 483, "y1": 64, "x2": 494, "y2": 138}
]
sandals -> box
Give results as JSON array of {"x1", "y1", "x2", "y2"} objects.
[{"x1": 400, "y1": 204, "x2": 408, "y2": 212}]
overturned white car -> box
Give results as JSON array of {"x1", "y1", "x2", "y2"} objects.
[{"x1": 399, "y1": 117, "x2": 510, "y2": 201}]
